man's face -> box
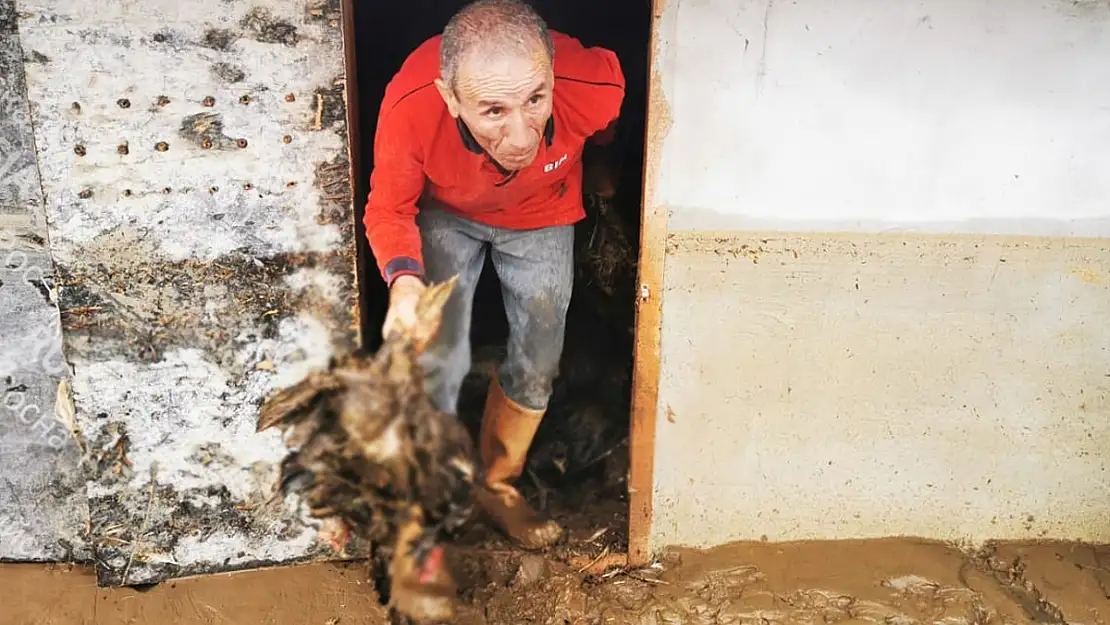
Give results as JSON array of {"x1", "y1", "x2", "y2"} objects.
[{"x1": 437, "y1": 42, "x2": 554, "y2": 171}]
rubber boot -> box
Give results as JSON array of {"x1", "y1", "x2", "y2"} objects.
[
  {"x1": 388, "y1": 510, "x2": 457, "y2": 623},
  {"x1": 474, "y1": 377, "x2": 565, "y2": 550}
]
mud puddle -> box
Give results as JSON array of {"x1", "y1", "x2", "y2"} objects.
[{"x1": 3, "y1": 538, "x2": 1107, "y2": 624}]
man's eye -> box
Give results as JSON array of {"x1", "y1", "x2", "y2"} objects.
[
  {"x1": 529, "y1": 94, "x2": 543, "y2": 105},
  {"x1": 485, "y1": 107, "x2": 502, "y2": 116}
]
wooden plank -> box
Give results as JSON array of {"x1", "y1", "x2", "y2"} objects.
[{"x1": 627, "y1": 0, "x2": 673, "y2": 567}]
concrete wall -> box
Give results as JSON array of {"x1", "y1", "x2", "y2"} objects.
[
  {"x1": 1, "y1": 0, "x2": 359, "y2": 585},
  {"x1": 647, "y1": 0, "x2": 1110, "y2": 552}
]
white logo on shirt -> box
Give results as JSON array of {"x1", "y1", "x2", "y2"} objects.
[{"x1": 543, "y1": 153, "x2": 568, "y2": 173}]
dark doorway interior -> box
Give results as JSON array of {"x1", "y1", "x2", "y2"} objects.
[{"x1": 349, "y1": 0, "x2": 652, "y2": 554}]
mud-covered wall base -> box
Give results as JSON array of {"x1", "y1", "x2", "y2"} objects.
[
  {"x1": 650, "y1": 231, "x2": 1110, "y2": 552},
  {"x1": 0, "y1": 0, "x2": 90, "y2": 564},
  {"x1": 11, "y1": 0, "x2": 358, "y2": 585}
]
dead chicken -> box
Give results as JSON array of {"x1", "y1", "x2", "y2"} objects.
[{"x1": 257, "y1": 276, "x2": 476, "y2": 624}]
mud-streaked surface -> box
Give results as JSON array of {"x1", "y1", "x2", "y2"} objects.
[
  {"x1": 654, "y1": 232, "x2": 1110, "y2": 551},
  {"x1": 4, "y1": 0, "x2": 359, "y2": 585},
  {"x1": 3, "y1": 539, "x2": 1106, "y2": 624}
]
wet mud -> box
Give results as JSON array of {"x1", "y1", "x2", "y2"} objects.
[{"x1": 3, "y1": 539, "x2": 1106, "y2": 624}]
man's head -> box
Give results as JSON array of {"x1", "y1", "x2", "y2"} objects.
[{"x1": 435, "y1": 0, "x2": 555, "y2": 171}]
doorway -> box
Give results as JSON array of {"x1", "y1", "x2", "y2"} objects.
[{"x1": 345, "y1": 0, "x2": 654, "y2": 559}]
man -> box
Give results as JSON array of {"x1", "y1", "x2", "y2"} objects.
[{"x1": 363, "y1": 0, "x2": 625, "y2": 554}]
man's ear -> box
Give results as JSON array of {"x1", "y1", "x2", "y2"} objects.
[{"x1": 434, "y1": 78, "x2": 460, "y2": 118}]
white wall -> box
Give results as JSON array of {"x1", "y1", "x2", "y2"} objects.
[
  {"x1": 648, "y1": 0, "x2": 1110, "y2": 552},
  {"x1": 655, "y1": 0, "x2": 1110, "y2": 235}
]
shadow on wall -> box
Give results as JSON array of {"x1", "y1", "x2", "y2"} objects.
[{"x1": 350, "y1": 0, "x2": 653, "y2": 350}]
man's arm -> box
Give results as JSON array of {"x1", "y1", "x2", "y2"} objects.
[
  {"x1": 362, "y1": 106, "x2": 426, "y2": 286},
  {"x1": 582, "y1": 121, "x2": 618, "y2": 198},
  {"x1": 581, "y1": 48, "x2": 625, "y2": 198}
]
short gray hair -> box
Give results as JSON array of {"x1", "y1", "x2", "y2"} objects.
[{"x1": 440, "y1": 0, "x2": 555, "y2": 88}]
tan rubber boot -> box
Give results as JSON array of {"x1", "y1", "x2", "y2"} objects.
[
  {"x1": 388, "y1": 509, "x2": 457, "y2": 623},
  {"x1": 474, "y1": 377, "x2": 565, "y2": 550}
]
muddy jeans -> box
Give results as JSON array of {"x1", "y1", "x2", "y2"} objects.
[{"x1": 416, "y1": 206, "x2": 575, "y2": 416}]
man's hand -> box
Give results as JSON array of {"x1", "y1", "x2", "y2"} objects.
[{"x1": 382, "y1": 274, "x2": 427, "y2": 339}]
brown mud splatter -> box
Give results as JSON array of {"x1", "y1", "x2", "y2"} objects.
[
  {"x1": 177, "y1": 112, "x2": 238, "y2": 150},
  {"x1": 3, "y1": 539, "x2": 1107, "y2": 624},
  {"x1": 200, "y1": 28, "x2": 237, "y2": 51},
  {"x1": 312, "y1": 155, "x2": 356, "y2": 240},
  {"x1": 87, "y1": 480, "x2": 331, "y2": 586},
  {"x1": 55, "y1": 236, "x2": 355, "y2": 372},
  {"x1": 312, "y1": 80, "x2": 348, "y2": 134},
  {"x1": 304, "y1": 0, "x2": 342, "y2": 24},
  {"x1": 239, "y1": 7, "x2": 299, "y2": 46},
  {"x1": 210, "y1": 62, "x2": 246, "y2": 83}
]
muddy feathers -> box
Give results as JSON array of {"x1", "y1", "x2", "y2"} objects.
[{"x1": 257, "y1": 275, "x2": 475, "y2": 623}]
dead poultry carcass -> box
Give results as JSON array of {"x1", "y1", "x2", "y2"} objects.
[{"x1": 256, "y1": 276, "x2": 475, "y2": 624}]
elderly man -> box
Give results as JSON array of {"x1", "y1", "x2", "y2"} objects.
[{"x1": 363, "y1": 0, "x2": 625, "y2": 555}]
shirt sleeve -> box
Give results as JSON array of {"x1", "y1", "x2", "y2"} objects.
[
  {"x1": 585, "y1": 48, "x2": 625, "y2": 146},
  {"x1": 362, "y1": 104, "x2": 426, "y2": 285}
]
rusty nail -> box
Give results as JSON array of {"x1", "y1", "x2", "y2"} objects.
[
  {"x1": 117, "y1": 143, "x2": 129, "y2": 155},
  {"x1": 71, "y1": 102, "x2": 81, "y2": 113},
  {"x1": 74, "y1": 144, "x2": 86, "y2": 156},
  {"x1": 239, "y1": 94, "x2": 251, "y2": 105},
  {"x1": 123, "y1": 189, "x2": 132, "y2": 197},
  {"x1": 163, "y1": 187, "x2": 172, "y2": 194},
  {"x1": 286, "y1": 181, "x2": 296, "y2": 187},
  {"x1": 155, "y1": 141, "x2": 169, "y2": 152},
  {"x1": 285, "y1": 93, "x2": 296, "y2": 102},
  {"x1": 209, "y1": 186, "x2": 219, "y2": 193},
  {"x1": 243, "y1": 183, "x2": 253, "y2": 190},
  {"x1": 117, "y1": 98, "x2": 130, "y2": 109},
  {"x1": 201, "y1": 139, "x2": 213, "y2": 149},
  {"x1": 202, "y1": 96, "x2": 215, "y2": 107},
  {"x1": 236, "y1": 138, "x2": 248, "y2": 148},
  {"x1": 282, "y1": 135, "x2": 292, "y2": 144},
  {"x1": 153, "y1": 33, "x2": 166, "y2": 43},
  {"x1": 78, "y1": 189, "x2": 92, "y2": 199},
  {"x1": 156, "y1": 95, "x2": 171, "y2": 106}
]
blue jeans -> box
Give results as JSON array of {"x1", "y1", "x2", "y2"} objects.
[{"x1": 415, "y1": 207, "x2": 575, "y2": 415}]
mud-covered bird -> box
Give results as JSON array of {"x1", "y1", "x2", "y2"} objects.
[{"x1": 256, "y1": 276, "x2": 475, "y2": 624}]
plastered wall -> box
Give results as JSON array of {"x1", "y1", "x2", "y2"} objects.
[{"x1": 646, "y1": 0, "x2": 1110, "y2": 552}]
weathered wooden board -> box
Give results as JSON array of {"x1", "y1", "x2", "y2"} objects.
[
  {"x1": 11, "y1": 0, "x2": 359, "y2": 585},
  {"x1": 1, "y1": 0, "x2": 91, "y2": 565}
]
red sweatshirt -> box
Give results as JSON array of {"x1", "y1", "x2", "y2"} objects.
[{"x1": 363, "y1": 31, "x2": 626, "y2": 285}]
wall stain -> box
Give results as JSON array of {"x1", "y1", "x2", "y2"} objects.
[
  {"x1": 9, "y1": 0, "x2": 355, "y2": 583},
  {"x1": 211, "y1": 62, "x2": 246, "y2": 83},
  {"x1": 87, "y1": 481, "x2": 330, "y2": 586},
  {"x1": 304, "y1": 0, "x2": 341, "y2": 24},
  {"x1": 311, "y1": 80, "x2": 346, "y2": 133},
  {"x1": 177, "y1": 112, "x2": 237, "y2": 150},
  {"x1": 55, "y1": 242, "x2": 354, "y2": 373},
  {"x1": 1069, "y1": 266, "x2": 1101, "y2": 283},
  {"x1": 201, "y1": 28, "x2": 237, "y2": 51},
  {"x1": 239, "y1": 7, "x2": 299, "y2": 46}
]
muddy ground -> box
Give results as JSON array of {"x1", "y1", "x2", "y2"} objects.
[{"x1": 3, "y1": 538, "x2": 1107, "y2": 624}]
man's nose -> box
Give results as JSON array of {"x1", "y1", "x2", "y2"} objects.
[{"x1": 502, "y1": 111, "x2": 533, "y2": 152}]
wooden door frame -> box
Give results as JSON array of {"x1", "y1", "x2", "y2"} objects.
[
  {"x1": 337, "y1": 0, "x2": 668, "y2": 570},
  {"x1": 626, "y1": 0, "x2": 669, "y2": 568}
]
